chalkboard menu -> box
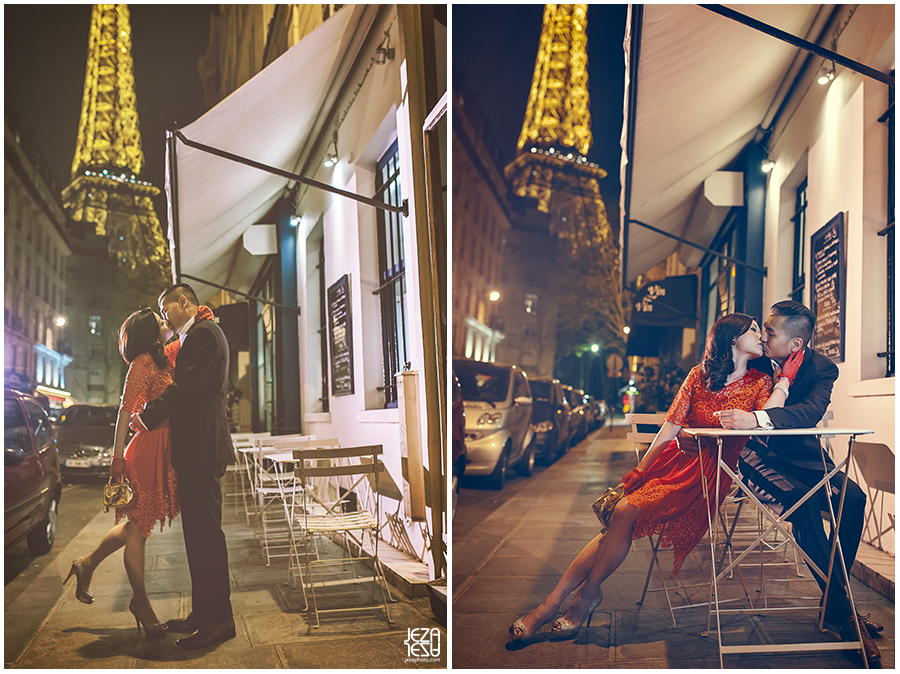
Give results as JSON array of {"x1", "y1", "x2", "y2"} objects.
[
  {"x1": 327, "y1": 274, "x2": 354, "y2": 396},
  {"x1": 810, "y1": 212, "x2": 846, "y2": 363}
]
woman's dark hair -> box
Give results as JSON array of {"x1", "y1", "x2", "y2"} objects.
[
  {"x1": 700, "y1": 313, "x2": 756, "y2": 391},
  {"x1": 118, "y1": 309, "x2": 168, "y2": 370}
]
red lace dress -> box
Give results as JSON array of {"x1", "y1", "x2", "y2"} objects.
[
  {"x1": 115, "y1": 341, "x2": 181, "y2": 536},
  {"x1": 628, "y1": 366, "x2": 773, "y2": 574}
]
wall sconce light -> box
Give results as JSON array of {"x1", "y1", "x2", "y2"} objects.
[
  {"x1": 323, "y1": 131, "x2": 338, "y2": 168},
  {"x1": 489, "y1": 290, "x2": 501, "y2": 302},
  {"x1": 817, "y1": 63, "x2": 835, "y2": 85},
  {"x1": 289, "y1": 215, "x2": 301, "y2": 228},
  {"x1": 623, "y1": 326, "x2": 631, "y2": 335},
  {"x1": 374, "y1": 30, "x2": 394, "y2": 65},
  {"x1": 761, "y1": 158, "x2": 776, "y2": 173},
  {"x1": 55, "y1": 316, "x2": 67, "y2": 328}
]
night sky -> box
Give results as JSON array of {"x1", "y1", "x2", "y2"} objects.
[
  {"x1": 4, "y1": 5, "x2": 214, "y2": 231},
  {"x1": 452, "y1": 4, "x2": 628, "y2": 219}
]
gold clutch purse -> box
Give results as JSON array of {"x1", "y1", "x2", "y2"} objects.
[
  {"x1": 591, "y1": 483, "x2": 625, "y2": 533},
  {"x1": 103, "y1": 477, "x2": 134, "y2": 512}
]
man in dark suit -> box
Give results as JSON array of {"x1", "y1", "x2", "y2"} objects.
[
  {"x1": 717, "y1": 300, "x2": 881, "y2": 664},
  {"x1": 135, "y1": 283, "x2": 236, "y2": 649}
]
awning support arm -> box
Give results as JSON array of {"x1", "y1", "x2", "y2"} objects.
[
  {"x1": 629, "y1": 219, "x2": 768, "y2": 276},
  {"x1": 180, "y1": 273, "x2": 301, "y2": 316},
  {"x1": 702, "y1": 5, "x2": 895, "y2": 87},
  {"x1": 173, "y1": 130, "x2": 409, "y2": 217}
]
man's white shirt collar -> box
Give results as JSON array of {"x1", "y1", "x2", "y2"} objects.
[{"x1": 178, "y1": 314, "x2": 197, "y2": 344}]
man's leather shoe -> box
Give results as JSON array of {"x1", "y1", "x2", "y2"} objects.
[
  {"x1": 858, "y1": 611, "x2": 884, "y2": 638},
  {"x1": 175, "y1": 618, "x2": 236, "y2": 649},
  {"x1": 839, "y1": 613, "x2": 882, "y2": 665},
  {"x1": 166, "y1": 613, "x2": 204, "y2": 633}
]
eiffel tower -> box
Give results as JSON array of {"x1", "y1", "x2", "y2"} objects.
[
  {"x1": 504, "y1": 3, "x2": 612, "y2": 256},
  {"x1": 62, "y1": 4, "x2": 169, "y2": 277}
]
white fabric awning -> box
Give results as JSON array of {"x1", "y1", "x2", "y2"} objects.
[
  {"x1": 619, "y1": 4, "x2": 822, "y2": 284},
  {"x1": 165, "y1": 7, "x2": 360, "y2": 301}
]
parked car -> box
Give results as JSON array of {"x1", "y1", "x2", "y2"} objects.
[
  {"x1": 528, "y1": 377, "x2": 572, "y2": 464},
  {"x1": 588, "y1": 396, "x2": 609, "y2": 430},
  {"x1": 55, "y1": 404, "x2": 119, "y2": 479},
  {"x1": 564, "y1": 386, "x2": 589, "y2": 445},
  {"x1": 453, "y1": 359, "x2": 535, "y2": 490},
  {"x1": 451, "y1": 371, "x2": 467, "y2": 521},
  {"x1": 5, "y1": 388, "x2": 62, "y2": 555}
]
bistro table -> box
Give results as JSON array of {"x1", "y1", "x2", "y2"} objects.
[{"x1": 683, "y1": 426, "x2": 875, "y2": 669}]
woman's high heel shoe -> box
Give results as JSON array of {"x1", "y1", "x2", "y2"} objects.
[
  {"x1": 128, "y1": 600, "x2": 168, "y2": 640},
  {"x1": 63, "y1": 558, "x2": 94, "y2": 605},
  {"x1": 509, "y1": 604, "x2": 558, "y2": 642},
  {"x1": 551, "y1": 591, "x2": 602, "y2": 638}
]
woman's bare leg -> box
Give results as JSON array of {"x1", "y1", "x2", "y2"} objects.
[
  {"x1": 556, "y1": 497, "x2": 641, "y2": 625},
  {"x1": 80, "y1": 521, "x2": 128, "y2": 590},
  {"x1": 123, "y1": 521, "x2": 159, "y2": 624},
  {"x1": 516, "y1": 531, "x2": 607, "y2": 633}
]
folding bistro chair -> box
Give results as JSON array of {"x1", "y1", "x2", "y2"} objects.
[
  {"x1": 626, "y1": 413, "x2": 755, "y2": 628},
  {"x1": 251, "y1": 434, "x2": 315, "y2": 565},
  {"x1": 292, "y1": 443, "x2": 395, "y2": 628},
  {"x1": 228, "y1": 431, "x2": 271, "y2": 524}
]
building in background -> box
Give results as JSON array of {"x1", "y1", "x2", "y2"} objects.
[
  {"x1": 4, "y1": 116, "x2": 73, "y2": 409},
  {"x1": 451, "y1": 89, "x2": 508, "y2": 364}
]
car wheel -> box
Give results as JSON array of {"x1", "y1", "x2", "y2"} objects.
[
  {"x1": 488, "y1": 445, "x2": 509, "y2": 491},
  {"x1": 539, "y1": 432, "x2": 557, "y2": 466},
  {"x1": 27, "y1": 493, "x2": 58, "y2": 556},
  {"x1": 516, "y1": 439, "x2": 536, "y2": 477}
]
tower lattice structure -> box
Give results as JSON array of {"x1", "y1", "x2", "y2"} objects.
[
  {"x1": 62, "y1": 4, "x2": 169, "y2": 276},
  {"x1": 504, "y1": 3, "x2": 612, "y2": 256}
]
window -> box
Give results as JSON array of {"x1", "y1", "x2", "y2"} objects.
[
  {"x1": 791, "y1": 179, "x2": 808, "y2": 303},
  {"x1": 89, "y1": 315, "x2": 102, "y2": 337},
  {"x1": 374, "y1": 139, "x2": 408, "y2": 407}
]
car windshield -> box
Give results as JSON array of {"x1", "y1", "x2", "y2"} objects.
[
  {"x1": 529, "y1": 381, "x2": 552, "y2": 402},
  {"x1": 59, "y1": 406, "x2": 117, "y2": 426},
  {"x1": 454, "y1": 361, "x2": 510, "y2": 403}
]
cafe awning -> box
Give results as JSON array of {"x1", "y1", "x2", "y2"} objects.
[
  {"x1": 164, "y1": 6, "x2": 363, "y2": 302},
  {"x1": 619, "y1": 4, "x2": 824, "y2": 285}
]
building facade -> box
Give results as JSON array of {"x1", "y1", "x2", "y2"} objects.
[
  {"x1": 451, "y1": 91, "x2": 508, "y2": 363},
  {"x1": 4, "y1": 117, "x2": 72, "y2": 405}
]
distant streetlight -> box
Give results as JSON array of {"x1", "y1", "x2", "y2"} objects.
[
  {"x1": 590, "y1": 343, "x2": 599, "y2": 353},
  {"x1": 623, "y1": 326, "x2": 631, "y2": 335},
  {"x1": 55, "y1": 316, "x2": 67, "y2": 328},
  {"x1": 489, "y1": 291, "x2": 501, "y2": 302}
]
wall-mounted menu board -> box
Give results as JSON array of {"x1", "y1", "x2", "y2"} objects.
[
  {"x1": 327, "y1": 274, "x2": 354, "y2": 396},
  {"x1": 810, "y1": 212, "x2": 846, "y2": 363}
]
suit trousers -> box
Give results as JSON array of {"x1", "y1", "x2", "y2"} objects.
[
  {"x1": 739, "y1": 450, "x2": 866, "y2": 621},
  {"x1": 178, "y1": 464, "x2": 233, "y2": 623}
]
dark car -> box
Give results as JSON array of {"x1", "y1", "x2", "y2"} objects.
[
  {"x1": 528, "y1": 378, "x2": 572, "y2": 464},
  {"x1": 564, "y1": 386, "x2": 589, "y2": 445},
  {"x1": 5, "y1": 388, "x2": 62, "y2": 555},
  {"x1": 588, "y1": 395, "x2": 609, "y2": 430},
  {"x1": 55, "y1": 404, "x2": 119, "y2": 478},
  {"x1": 451, "y1": 371, "x2": 467, "y2": 521}
]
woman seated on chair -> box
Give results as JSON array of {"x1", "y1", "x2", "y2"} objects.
[{"x1": 510, "y1": 313, "x2": 805, "y2": 642}]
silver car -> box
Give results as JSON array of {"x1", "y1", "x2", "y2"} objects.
[
  {"x1": 453, "y1": 359, "x2": 534, "y2": 490},
  {"x1": 55, "y1": 404, "x2": 118, "y2": 478}
]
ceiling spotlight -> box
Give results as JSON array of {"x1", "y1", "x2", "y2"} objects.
[
  {"x1": 762, "y1": 159, "x2": 776, "y2": 173},
  {"x1": 323, "y1": 130, "x2": 338, "y2": 168},
  {"x1": 817, "y1": 64, "x2": 835, "y2": 85}
]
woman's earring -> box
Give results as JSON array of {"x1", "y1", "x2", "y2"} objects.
[{"x1": 731, "y1": 339, "x2": 736, "y2": 347}]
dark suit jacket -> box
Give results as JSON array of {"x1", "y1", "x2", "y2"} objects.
[
  {"x1": 746, "y1": 347, "x2": 839, "y2": 470},
  {"x1": 141, "y1": 318, "x2": 235, "y2": 471}
]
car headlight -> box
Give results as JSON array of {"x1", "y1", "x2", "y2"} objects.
[
  {"x1": 477, "y1": 412, "x2": 503, "y2": 426},
  {"x1": 533, "y1": 421, "x2": 554, "y2": 433}
]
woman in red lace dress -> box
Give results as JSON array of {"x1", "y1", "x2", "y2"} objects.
[
  {"x1": 510, "y1": 313, "x2": 804, "y2": 642},
  {"x1": 63, "y1": 306, "x2": 214, "y2": 638}
]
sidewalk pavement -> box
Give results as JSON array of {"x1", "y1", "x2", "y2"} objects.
[
  {"x1": 452, "y1": 422, "x2": 895, "y2": 669},
  {"x1": 7, "y1": 478, "x2": 446, "y2": 669}
]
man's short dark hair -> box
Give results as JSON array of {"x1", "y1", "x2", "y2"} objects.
[
  {"x1": 770, "y1": 300, "x2": 816, "y2": 345},
  {"x1": 158, "y1": 283, "x2": 199, "y2": 308}
]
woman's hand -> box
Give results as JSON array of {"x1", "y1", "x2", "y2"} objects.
[
  {"x1": 780, "y1": 349, "x2": 804, "y2": 383},
  {"x1": 110, "y1": 457, "x2": 126, "y2": 481},
  {"x1": 675, "y1": 430, "x2": 700, "y2": 454},
  {"x1": 622, "y1": 467, "x2": 646, "y2": 494}
]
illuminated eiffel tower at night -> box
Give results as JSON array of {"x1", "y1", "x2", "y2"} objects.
[
  {"x1": 504, "y1": 3, "x2": 612, "y2": 255},
  {"x1": 62, "y1": 3, "x2": 169, "y2": 275}
]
